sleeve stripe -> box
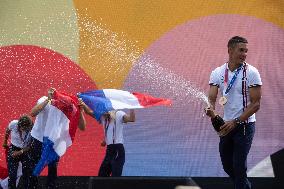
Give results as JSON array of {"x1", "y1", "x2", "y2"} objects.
[
  {"x1": 209, "y1": 83, "x2": 219, "y2": 87},
  {"x1": 248, "y1": 84, "x2": 262, "y2": 88}
]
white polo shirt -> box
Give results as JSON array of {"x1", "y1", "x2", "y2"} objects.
[
  {"x1": 100, "y1": 111, "x2": 126, "y2": 145},
  {"x1": 8, "y1": 120, "x2": 30, "y2": 148},
  {"x1": 31, "y1": 96, "x2": 50, "y2": 142},
  {"x1": 209, "y1": 63, "x2": 262, "y2": 122}
]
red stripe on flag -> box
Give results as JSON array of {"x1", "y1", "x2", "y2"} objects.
[
  {"x1": 51, "y1": 91, "x2": 80, "y2": 142},
  {"x1": 132, "y1": 92, "x2": 171, "y2": 107}
]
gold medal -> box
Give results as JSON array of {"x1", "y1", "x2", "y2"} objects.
[{"x1": 219, "y1": 96, "x2": 228, "y2": 106}]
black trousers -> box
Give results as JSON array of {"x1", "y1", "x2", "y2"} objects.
[
  {"x1": 28, "y1": 137, "x2": 59, "y2": 189},
  {"x1": 98, "y1": 144, "x2": 125, "y2": 177},
  {"x1": 219, "y1": 122, "x2": 255, "y2": 189},
  {"x1": 7, "y1": 145, "x2": 28, "y2": 189}
]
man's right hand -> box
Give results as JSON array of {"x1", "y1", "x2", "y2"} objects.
[
  {"x1": 204, "y1": 107, "x2": 216, "y2": 118},
  {"x1": 48, "y1": 88, "x2": 56, "y2": 99}
]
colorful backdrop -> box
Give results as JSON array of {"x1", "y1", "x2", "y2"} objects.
[{"x1": 0, "y1": 0, "x2": 283, "y2": 176}]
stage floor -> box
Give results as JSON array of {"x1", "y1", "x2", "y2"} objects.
[{"x1": 22, "y1": 176, "x2": 283, "y2": 189}]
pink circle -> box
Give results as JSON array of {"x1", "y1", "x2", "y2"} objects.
[{"x1": 123, "y1": 15, "x2": 284, "y2": 175}]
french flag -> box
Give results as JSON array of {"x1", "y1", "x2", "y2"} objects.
[
  {"x1": 33, "y1": 91, "x2": 80, "y2": 176},
  {"x1": 78, "y1": 89, "x2": 171, "y2": 121}
]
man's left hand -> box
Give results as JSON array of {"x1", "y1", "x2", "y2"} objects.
[
  {"x1": 218, "y1": 120, "x2": 236, "y2": 136},
  {"x1": 11, "y1": 150, "x2": 23, "y2": 158}
]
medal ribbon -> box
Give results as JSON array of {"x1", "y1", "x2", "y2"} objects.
[
  {"x1": 241, "y1": 63, "x2": 248, "y2": 112},
  {"x1": 223, "y1": 63, "x2": 243, "y2": 96},
  {"x1": 103, "y1": 114, "x2": 117, "y2": 144},
  {"x1": 104, "y1": 117, "x2": 110, "y2": 144}
]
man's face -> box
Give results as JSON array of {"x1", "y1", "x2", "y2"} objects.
[{"x1": 229, "y1": 42, "x2": 248, "y2": 65}]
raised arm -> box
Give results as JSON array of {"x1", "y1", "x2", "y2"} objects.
[
  {"x1": 30, "y1": 98, "x2": 50, "y2": 117},
  {"x1": 123, "y1": 109, "x2": 135, "y2": 123},
  {"x1": 30, "y1": 88, "x2": 55, "y2": 117},
  {"x1": 77, "y1": 107, "x2": 86, "y2": 131},
  {"x1": 78, "y1": 99, "x2": 94, "y2": 118}
]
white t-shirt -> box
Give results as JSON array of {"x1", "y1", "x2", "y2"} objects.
[
  {"x1": 100, "y1": 111, "x2": 126, "y2": 145},
  {"x1": 31, "y1": 96, "x2": 50, "y2": 142},
  {"x1": 209, "y1": 63, "x2": 262, "y2": 122},
  {"x1": 8, "y1": 120, "x2": 30, "y2": 148}
]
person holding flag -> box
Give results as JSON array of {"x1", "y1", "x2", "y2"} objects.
[
  {"x1": 28, "y1": 88, "x2": 87, "y2": 189},
  {"x1": 84, "y1": 107, "x2": 135, "y2": 177},
  {"x1": 78, "y1": 89, "x2": 171, "y2": 176}
]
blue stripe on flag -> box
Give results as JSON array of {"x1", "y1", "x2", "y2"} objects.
[
  {"x1": 78, "y1": 90, "x2": 113, "y2": 122},
  {"x1": 33, "y1": 137, "x2": 60, "y2": 176}
]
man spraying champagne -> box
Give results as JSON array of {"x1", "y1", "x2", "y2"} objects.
[{"x1": 204, "y1": 36, "x2": 262, "y2": 189}]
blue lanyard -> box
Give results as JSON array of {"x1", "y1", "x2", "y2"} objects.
[
  {"x1": 224, "y1": 64, "x2": 243, "y2": 95},
  {"x1": 21, "y1": 132, "x2": 30, "y2": 146}
]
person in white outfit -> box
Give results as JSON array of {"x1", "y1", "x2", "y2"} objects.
[
  {"x1": 28, "y1": 88, "x2": 87, "y2": 189},
  {"x1": 81, "y1": 104, "x2": 136, "y2": 176},
  {"x1": 2, "y1": 115, "x2": 33, "y2": 189}
]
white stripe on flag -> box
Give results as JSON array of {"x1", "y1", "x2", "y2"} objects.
[
  {"x1": 44, "y1": 105, "x2": 72, "y2": 156},
  {"x1": 103, "y1": 89, "x2": 143, "y2": 109}
]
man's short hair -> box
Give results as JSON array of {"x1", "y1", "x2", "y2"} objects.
[
  {"x1": 227, "y1": 36, "x2": 248, "y2": 48},
  {"x1": 18, "y1": 114, "x2": 33, "y2": 128}
]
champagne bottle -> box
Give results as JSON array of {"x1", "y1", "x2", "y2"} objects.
[{"x1": 211, "y1": 115, "x2": 225, "y2": 132}]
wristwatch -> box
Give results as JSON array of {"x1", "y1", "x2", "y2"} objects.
[{"x1": 234, "y1": 117, "x2": 244, "y2": 125}]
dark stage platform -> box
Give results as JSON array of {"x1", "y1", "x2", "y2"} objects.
[{"x1": 29, "y1": 176, "x2": 283, "y2": 189}]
